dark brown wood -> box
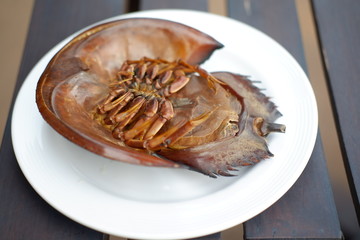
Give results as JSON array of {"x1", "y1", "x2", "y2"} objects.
[
  {"x1": 312, "y1": 0, "x2": 360, "y2": 221},
  {"x1": 228, "y1": 0, "x2": 306, "y2": 67},
  {"x1": 0, "y1": 0, "x2": 126, "y2": 239},
  {"x1": 140, "y1": 0, "x2": 208, "y2": 11},
  {"x1": 227, "y1": 0, "x2": 342, "y2": 239},
  {"x1": 244, "y1": 136, "x2": 342, "y2": 239},
  {"x1": 190, "y1": 233, "x2": 222, "y2": 240}
]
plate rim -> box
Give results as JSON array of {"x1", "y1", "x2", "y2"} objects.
[{"x1": 11, "y1": 9, "x2": 318, "y2": 240}]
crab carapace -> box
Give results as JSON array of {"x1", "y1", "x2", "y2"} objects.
[{"x1": 36, "y1": 18, "x2": 285, "y2": 177}]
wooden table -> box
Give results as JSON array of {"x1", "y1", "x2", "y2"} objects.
[{"x1": 1, "y1": 0, "x2": 358, "y2": 239}]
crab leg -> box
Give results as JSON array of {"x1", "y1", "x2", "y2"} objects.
[
  {"x1": 122, "y1": 98, "x2": 159, "y2": 140},
  {"x1": 169, "y1": 75, "x2": 190, "y2": 94},
  {"x1": 155, "y1": 70, "x2": 173, "y2": 89},
  {"x1": 145, "y1": 109, "x2": 215, "y2": 151},
  {"x1": 160, "y1": 74, "x2": 190, "y2": 97},
  {"x1": 103, "y1": 91, "x2": 134, "y2": 124},
  {"x1": 117, "y1": 65, "x2": 135, "y2": 83},
  {"x1": 112, "y1": 96, "x2": 146, "y2": 138},
  {"x1": 123, "y1": 115, "x2": 159, "y2": 144},
  {"x1": 123, "y1": 99, "x2": 174, "y2": 148},
  {"x1": 135, "y1": 62, "x2": 147, "y2": 79},
  {"x1": 177, "y1": 59, "x2": 225, "y2": 91},
  {"x1": 143, "y1": 100, "x2": 174, "y2": 140},
  {"x1": 100, "y1": 90, "x2": 131, "y2": 112},
  {"x1": 145, "y1": 63, "x2": 159, "y2": 84},
  {"x1": 98, "y1": 88, "x2": 126, "y2": 114},
  {"x1": 113, "y1": 96, "x2": 146, "y2": 123}
]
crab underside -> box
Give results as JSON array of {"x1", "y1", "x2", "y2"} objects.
[{"x1": 36, "y1": 18, "x2": 285, "y2": 177}]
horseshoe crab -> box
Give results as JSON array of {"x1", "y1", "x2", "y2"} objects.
[{"x1": 36, "y1": 18, "x2": 285, "y2": 177}]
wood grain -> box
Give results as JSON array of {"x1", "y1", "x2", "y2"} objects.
[
  {"x1": 244, "y1": 136, "x2": 342, "y2": 239},
  {"x1": 313, "y1": 0, "x2": 360, "y2": 221},
  {"x1": 140, "y1": 0, "x2": 208, "y2": 11}
]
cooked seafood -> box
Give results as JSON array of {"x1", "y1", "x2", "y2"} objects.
[{"x1": 36, "y1": 18, "x2": 285, "y2": 177}]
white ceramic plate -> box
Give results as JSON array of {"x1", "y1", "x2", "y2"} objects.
[{"x1": 12, "y1": 10, "x2": 318, "y2": 240}]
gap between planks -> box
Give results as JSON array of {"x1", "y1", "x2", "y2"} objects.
[
  {"x1": 296, "y1": 0, "x2": 359, "y2": 237},
  {"x1": 208, "y1": 0, "x2": 228, "y2": 16}
]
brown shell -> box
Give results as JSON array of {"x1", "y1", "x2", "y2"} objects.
[
  {"x1": 158, "y1": 72, "x2": 284, "y2": 176},
  {"x1": 36, "y1": 18, "x2": 223, "y2": 169}
]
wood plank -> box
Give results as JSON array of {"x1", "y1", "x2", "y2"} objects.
[
  {"x1": 140, "y1": 0, "x2": 208, "y2": 11},
  {"x1": 0, "y1": 0, "x2": 126, "y2": 239},
  {"x1": 312, "y1": 0, "x2": 360, "y2": 220},
  {"x1": 244, "y1": 136, "x2": 342, "y2": 239},
  {"x1": 191, "y1": 233, "x2": 222, "y2": 240},
  {"x1": 227, "y1": 0, "x2": 342, "y2": 239},
  {"x1": 228, "y1": 0, "x2": 306, "y2": 67}
]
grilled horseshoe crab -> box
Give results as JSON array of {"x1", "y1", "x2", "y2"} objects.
[{"x1": 36, "y1": 18, "x2": 285, "y2": 177}]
